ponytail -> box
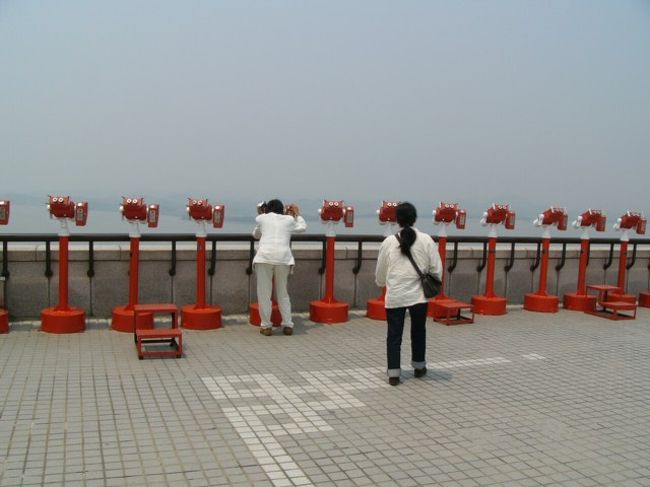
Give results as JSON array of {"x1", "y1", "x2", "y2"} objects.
[{"x1": 396, "y1": 202, "x2": 417, "y2": 255}]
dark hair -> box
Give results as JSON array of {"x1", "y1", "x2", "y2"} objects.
[
  {"x1": 396, "y1": 202, "x2": 417, "y2": 255},
  {"x1": 266, "y1": 199, "x2": 284, "y2": 215}
]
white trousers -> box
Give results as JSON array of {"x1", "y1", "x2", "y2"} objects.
[{"x1": 255, "y1": 263, "x2": 293, "y2": 329}]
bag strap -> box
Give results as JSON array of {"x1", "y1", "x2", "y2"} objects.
[{"x1": 395, "y1": 234, "x2": 425, "y2": 278}]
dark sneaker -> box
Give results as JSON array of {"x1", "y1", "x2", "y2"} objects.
[
  {"x1": 414, "y1": 367, "x2": 427, "y2": 378},
  {"x1": 260, "y1": 327, "x2": 272, "y2": 336},
  {"x1": 388, "y1": 377, "x2": 400, "y2": 386},
  {"x1": 283, "y1": 327, "x2": 293, "y2": 336}
]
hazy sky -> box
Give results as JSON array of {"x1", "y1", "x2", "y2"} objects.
[{"x1": 2, "y1": 0, "x2": 649, "y2": 217}]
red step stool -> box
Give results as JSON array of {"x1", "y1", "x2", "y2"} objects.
[
  {"x1": 133, "y1": 304, "x2": 183, "y2": 359},
  {"x1": 433, "y1": 301, "x2": 474, "y2": 325}
]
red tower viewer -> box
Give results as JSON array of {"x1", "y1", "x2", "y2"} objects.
[
  {"x1": 111, "y1": 197, "x2": 159, "y2": 332},
  {"x1": 40, "y1": 196, "x2": 88, "y2": 333},
  {"x1": 310, "y1": 200, "x2": 354, "y2": 324},
  {"x1": 524, "y1": 207, "x2": 568, "y2": 313},
  {"x1": 182, "y1": 198, "x2": 224, "y2": 330},
  {"x1": 471, "y1": 204, "x2": 515, "y2": 315}
]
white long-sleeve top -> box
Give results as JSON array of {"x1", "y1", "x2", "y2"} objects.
[
  {"x1": 375, "y1": 228, "x2": 443, "y2": 309},
  {"x1": 252, "y1": 213, "x2": 307, "y2": 266}
]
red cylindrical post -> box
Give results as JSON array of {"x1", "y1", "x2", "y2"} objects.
[
  {"x1": 485, "y1": 237, "x2": 497, "y2": 298},
  {"x1": 56, "y1": 236, "x2": 69, "y2": 311},
  {"x1": 310, "y1": 235, "x2": 348, "y2": 323},
  {"x1": 324, "y1": 236, "x2": 335, "y2": 303},
  {"x1": 128, "y1": 237, "x2": 139, "y2": 308},
  {"x1": 196, "y1": 236, "x2": 207, "y2": 308},
  {"x1": 182, "y1": 236, "x2": 222, "y2": 329},
  {"x1": 112, "y1": 236, "x2": 153, "y2": 332},
  {"x1": 0, "y1": 309, "x2": 7, "y2": 333},
  {"x1": 367, "y1": 287, "x2": 387, "y2": 321},
  {"x1": 524, "y1": 237, "x2": 559, "y2": 312},
  {"x1": 564, "y1": 238, "x2": 597, "y2": 311},
  {"x1": 538, "y1": 238, "x2": 550, "y2": 295},
  {"x1": 428, "y1": 236, "x2": 459, "y2": 318},
  {"x1": 436, "y1": 236, "x2": 448, "y2": 299},
  {"x1": 472, "y1": 236, "x2": 507, "y2": 315},
  {"x1": 609, "y1": 240, "x2": 637, "y2": 303},
  {"x1": 41, "y1": 234, "x2": 86, "y2": 333},
  {"x1": 617, "y1": 240, "x2": 628, "y2": 292}
]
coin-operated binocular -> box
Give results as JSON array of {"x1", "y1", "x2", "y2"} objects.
[
  {"x1": 120, "y1": 197, "x2": 159, "y2": 228},
  {"x1": 310, "y1": 200, "x2": 354, "y2": 323},
  {"x1": 0, "y1": 200, "x2": 9, "y2": 333},
  {"x1": 573, "y1": 209, "x2": 606, "y2": 233},
  {"x1": 378, "y1": 201, "x2": 399, "y2": 225},
  {"x1": 319, "y1": 200, "x2": 354, "y2": 232},
  {"x1": 563, "y1": 208, "x2": 607, "y2": 311},
  {"x1": 481, "y1": 204, "x2": 515, "y2": 230},
  {"x1": 41, "y1": 195, "x2": 88, "y2": 334},
  {"x1": 182, "y1": 198, "x2": 225, "y2": 330},
  {"x1": 187, "y1": 198, "x2": 225, "y2": 231},
  {"x1": 0, "y1": 200, "x2": 9, "y2": 226},
  {"x1": 533, "y1": 207, "x2": 568, "y2": 232},
  {"x1": 112, "y1": 196, "x2": 160, "y2": 332},
  {"x1": 48, "y1": 195, "x2": 88, "y2": 228},
  {"x1": 524, "y1": 206, "x2": 568, "y2": 313},
  {"x1": 433, "y1": 202, "x2": 467, "y2": 230},
  {"x1": 614, "y1": 211, "x2": 646, "y2": 236}
]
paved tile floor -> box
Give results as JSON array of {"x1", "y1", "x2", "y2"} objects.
[{"x1": 1, "y1": 307, "x2": 650, "y2": 487}]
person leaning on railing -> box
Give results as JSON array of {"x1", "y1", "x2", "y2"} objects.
[
  {"x1": 252, "y1": 199, "x2": 307, "y2": 336},
  {"x1": 375, "y1": 202, "x2": 443, "y2": 386}
]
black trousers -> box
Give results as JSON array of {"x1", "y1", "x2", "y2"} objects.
[{"x1": 386, "y1": 302, "x2": 428, "y2": 376}]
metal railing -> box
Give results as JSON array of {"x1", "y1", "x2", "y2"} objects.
[{"x1": 2, "y1": 233, "x2": 650, "y2": 284}]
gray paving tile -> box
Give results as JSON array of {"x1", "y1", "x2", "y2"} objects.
[{"x1": 2, "y1": 309, "x2": 650, "y2": 486}]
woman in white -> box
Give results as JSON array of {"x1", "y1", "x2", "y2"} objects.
[
  {"x1": 375, "y1": 202, "x2": 442, "y2": 385},
  {"x1": 253, "y1": 199, "x2": 307, "y2": 336}
]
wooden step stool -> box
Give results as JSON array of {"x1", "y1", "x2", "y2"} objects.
[
  {"x1": 133, "y1": 304, "x2": 183, "y2": 359},
  {"x1": 433, "y1": 301, "x2": 474, "y2": 325}
]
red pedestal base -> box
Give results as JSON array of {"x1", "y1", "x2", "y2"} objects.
[
  {"x1": 366, "y1": 298, "x2": 386, "y2": 321},
  {"x1": 563, "y1": 293, "x2": 597, "y2": 312},
  {"x1": 181, "y1": 304, "x2": 222, "y2": 330},
  {"x1": 428, "y1": 297, "x2": 460, "y2": 319},
  {"x1": 471, "y1": 295, "x2": 507, "y2": 315},
  {"x1": 524, "y1": 293, "x2": 559, "y2": 313},
  {"x1": 0, "y1": 308, "x2": 8, "y2": 333},
  {"x1": 639, "y1": 292, "x2": 650, "y2": 308},
  {"x1": 249, "y1": 303, "x2": 282, "y2": 327},
  {"x1": 111, "y1": 306, "x2": 154, "y2": 333},
  {"x1": 607, "y1": 293, "x2": 636, "y2": 304},
  {"x1": 41, "y1": 307, "x2": 85, "y2": 334},
  {"x1": 309, "y1": 300, "x2": 348, "y2": 324}
]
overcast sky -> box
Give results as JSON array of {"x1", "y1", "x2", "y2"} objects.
[{"x1": 1, "y1": 0, "x2": 649, "y2": 219}]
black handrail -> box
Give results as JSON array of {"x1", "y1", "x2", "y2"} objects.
[
  {"x1": 476, "y1": 241, "x2": 488, "y2": 272},
  {"x1": 87, "y1": 241, "x2": 95, "y2": 278},
  {"x1": 627, "y1": 243, "x2": 637, "y2": 270},
  {"x1": 208, "y1": 240, "x2": 217, "y2": 277},
  {"x1": 603, "y1": 242, "x2": 615, "y2": 270},
  {"x1": 504, "y1": 242, "x2": 516, "y2": 272},
  {"x1": 1, "y1": 241, "x2": 8, "y2": 279},
  {"x1": 352, "y1": 241, "x2": 363, "y2": 275},
  {"x1": 555, "y1": 243, "x2": 567, "y2": 271},
  {"x1": 529, "y1": 242, "x2": 541, "y2": 272},
  {"x1": 448, "y1": 241, "x2": 459, "y2": 273}
]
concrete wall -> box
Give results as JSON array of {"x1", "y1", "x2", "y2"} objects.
[{"x1": 2, "y1": 242, "x2": 650, "y2": 320}]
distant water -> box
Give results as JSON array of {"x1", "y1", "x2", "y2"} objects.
[{"x1": 2, "y1": 204, "x2": 623, "y2": 239}]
